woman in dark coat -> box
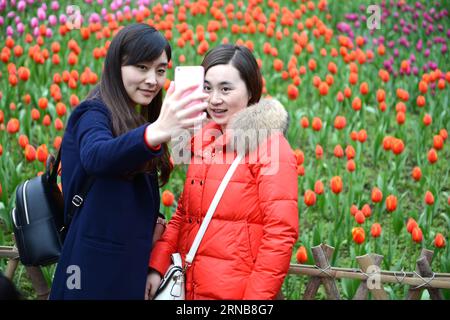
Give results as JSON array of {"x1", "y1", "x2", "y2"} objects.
[{"x1": 49, "y1": 24, "x2": 208, "y2": 300}]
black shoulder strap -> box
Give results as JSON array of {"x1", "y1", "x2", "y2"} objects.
[
  {"x1": 52, "y1": 148, "x2": 95, "y2": 228},
  {"x1": 66, "y1": 176, "x2": 95, "y2": 225}
]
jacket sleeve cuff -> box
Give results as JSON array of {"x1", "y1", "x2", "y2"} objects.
[{"x1": 144, "y1": 125, "x2": 162, "y2": 151}]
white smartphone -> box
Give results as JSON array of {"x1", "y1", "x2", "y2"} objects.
[{"x1": 174, "y1": 66, "x2": 205, "y2": 118}]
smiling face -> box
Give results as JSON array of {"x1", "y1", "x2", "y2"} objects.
[
  {"x1": 204, "y1": 63, "x2": 250, "y2": 130},
  {"x1": 121, "y1": 51, "x2": 168, "y2": 107}
]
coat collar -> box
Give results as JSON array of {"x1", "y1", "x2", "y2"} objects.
[{"x1": 192, "y1": 99, "x2": 289, "y2": 157}]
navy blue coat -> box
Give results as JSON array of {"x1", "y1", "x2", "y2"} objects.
[{"x1": 49, "y1": 99, "x2": 162, "y2": 300}]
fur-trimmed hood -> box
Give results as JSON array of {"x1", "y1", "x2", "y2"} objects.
[
  {"x1": 226, "y1": 98, "x2": 289, "y2": 154},
  {"x1": 191, "y1": 98, "x2": 290, "y2": 156}
]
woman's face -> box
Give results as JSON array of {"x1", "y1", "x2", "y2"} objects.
[
  {"x1": 204, "y1": 63, "x2": 250, "y2": 129},
  {"x1": 121, "y1": 51, "x2": 168, "y2": 107}
]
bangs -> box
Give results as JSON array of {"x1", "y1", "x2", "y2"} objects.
[{"x1": 122, "y1": 31, "x2": 171, "y2": 65}]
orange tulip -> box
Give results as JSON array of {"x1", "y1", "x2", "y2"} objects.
[
  {"x1": 385, "y1": 195, "x2": 397, "y2": 212},
  {"x1": 287, "y1": 84, "x2": 298, "y2": 100},
  {"x1": 391, "y1": 138, "x2": 404, "y2": 155},
  {"x1": 24, "y1": 144, "x2": 36, "y2": 162},
  {"x1": 376, "y1": 89, "x2": 385, "y2": 102},
  {"x1": 433, "y1": 135, "x2": 444, "y2": 150},
  {"x1": 412, "y1": 227, "x2": 423, "y2": 243},
  {"x1": 18, "y1": 134, "x2": 29, "y2": 149},
  {"x1": 53, "y1": 136, "x2": 62, "y2": 150},
  {"x1": 304, "y1": 190, "x2": 316, "y2": 206},
  {"x1": 406, "y1": 218, "x2": 418, "y2": 234},
  {"x1": 296, "y1": 246, "x2": 308, "y2": 263},
  {"x1": 423, "y1": 114, "x2": 432, "y2": 126},
  {"x1": 416, "y1": 95, "x2": 426, "y2": 107},
  {"x1": 315, "y1": 144, "x2": 323, "y2": 159},
  {"x1": 357, "y1": 129, "x2": 367, "y2": 143},
  {"x1": 273, "y1": 59, "x2": 283, "y2": 71},
  {"x1": 162, "y1": 190, "x2": 175, "y2": 207},
  {"x1": 347, "y1": 159, "x2": 356, "y2": 172},
  {"x1": 355, "y1": 210, "x2": 365, "y2": 224},
  {"x1": 293, "y1": 149, "x2": 304, "y2": 165},
  {"x1": 371, "y1": 223, "x2": 382, "y2": 238},
  {"x1": 31, "y1": 108, "x2": 40, "y2": 121},
  {"x1": 318, "y1": 82, "x2": 329, "y2": 95},
  {"x1": 36, "y1": 144, "x2": 48, "y2": 163},
  {"x1": 434, "y1": 233, "x2": 446, "y2": 248},
  {"x1": 352, "y1": 97, "x2": 361, "y2": 111},
  {"x1": 7, "y1": 118, "x2": 19, "y2": 134},
  {"x1": 334, "y1": 116, "x2": 346, "y2": 130},
  {"x1": 312, "y1": 117, "x2": 322, "y2": 131},
  {"x1": 350, "y1": 204, "x2": 358, "y2": 216},
  {"x1": 330, "y1": 176, "x2": 343, "y2": 194},
  {"x1": 334, "y1": 145, "x2": 344, "y2": 158},
  {"x1": 359, "y1": 82, "x2": 369, "y2": 95},
  {"x1": 352, "y1": 227, "x2": 365, "y2": 244},
  {"x1": 314, "y1": 180, "x2": 324, "y2": 195},
  {"x1": 362, "y1": 204, "x2": 371, "y2": 217},
  {"x1": 440, "y1": 129, "x2": 448, "y2": 140},
  {"x1": 42, "y1": 115, "x2": 51, "y2": 127},
  {"x1": 428, "y1": 148, "x2": 438, "y2": 164},
  {"x1": 371, "y1": 187, "x2": 383, "y2": 203},
  {"x1": 300, "y1": 116, "x2": 309, "y2": 128},
  {"x1": 345, "y1": 145, "x2": 356, "y2": 160}
]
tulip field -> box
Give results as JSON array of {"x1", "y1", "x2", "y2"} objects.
[{"x1": 0, "y1": 0, "x2": 449, "y2": 299}]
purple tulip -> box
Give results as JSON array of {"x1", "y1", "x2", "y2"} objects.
[
  {"x1": 17, "y1": 22, "x2": 25, "y2": 34},
  {"x1": 412, "y1": 67, "x2": 419, "y2": 75},
  {"x1": 442, "y1": 44, "x2": 448, "y2": 54},
  {"x1": 17, "y1": 0, "x2": 26, "y2": 11},
  {"x1": 0, "y1": 17, "x2": 4, "y2": 26},
  {"x1": 48, "y1": 14, "x2": 57, "y2": 26},
  {"x1": 97, "y1": 0, "x2": 103, "y2": 4},
  {"x1": 7, "y1": 11, "x2": 16, "y2": 18},
  {"x1": 424, "y1": 48, "x2": 430, "y2": 57},
  {"x1": 37, "y1": 8, "x2": 46, "y2": 20},
  {"x1": 354, "y1": 20, "x2": 360, "y2": 28},
  {"x1": 15, "y1": 16, "x2": 20, "y2": 23},
  {"x1": 51, "y1": 1, "x2": 59, "y2": 10},
  {"x1": 388, "y1": 40, "x2": 395, "y2": 48},
  {"x1": 33, "y1": 26, "x2": 39, "y2": 37},
  {"x1": 30, "y1": 17, "x2": 38, "y2": 28},
  {"x1": 6, "y1": 26, "x2": 14, "y2": 36},
  {"x1": 422, "y1": 65, "x2": 428, "y2": 72},
  {"x1": 59, "y1": 14, "x2": 67, "y2": 24},
  {"x1": 89, "y1": 13, "x2": 101, "y2": 23},
  {"x1": 46, "y1": 29, "x2": 52, "y2": 38},
  {"x1": 85, "y1": 0, "x2": 93, "y2": 3},
  {"x1": 393, "y1": 48, "x2": 399, "y2": 57},
  {"x1": 101, "y1": 8, "x2": 107, "y2": 16},
  {"x1": 410, "y1": 54, "x2": 416, "y2": 62}
]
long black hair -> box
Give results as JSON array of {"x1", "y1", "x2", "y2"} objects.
[{"x1": 87, "y1": 23, "x2": 172, "y2": 186}]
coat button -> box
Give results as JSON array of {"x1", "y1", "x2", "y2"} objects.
[
  {"x1": 191, "y1": 179, "x2": 194, "y2": 184},
  {"x1": 189, "y1": 217, "x2": 193, "y2": 223},
  {"x1": 200, "y1": 180, "x2": 203, "y2": 186}
]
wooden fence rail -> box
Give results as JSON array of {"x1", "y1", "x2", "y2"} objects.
[{"x1": 1, "y1": 243, "x2": 450, "y2": 300}]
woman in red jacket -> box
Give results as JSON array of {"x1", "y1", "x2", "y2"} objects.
[{"x1": 146, "y1": 44, "x2": 298, "y2": 300}]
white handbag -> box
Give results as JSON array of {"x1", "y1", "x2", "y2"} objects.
[{"x1": 153, "y1": 154, "x2": 243, "y2": 300}]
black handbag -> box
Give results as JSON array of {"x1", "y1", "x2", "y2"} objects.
[{"x1": 11, "y1": 150, "x2": 94, "y2": 266}]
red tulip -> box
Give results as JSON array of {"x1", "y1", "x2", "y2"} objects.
[
  {"x1": 412, "y1": 167, "x2": 422, "y2": 181},
  {"x1": 355, "y1": 210, "x2": 365, "y2": 224},
  {"x1": 312, "y1": 117, "x2": 322, "y2": 131},
  {"x1": 162, "y1": 190, "x2": 175, "y2": 207},
  {"x1": 371, "y1": 223, "x2": 382, "y2": 238},
  {"x1": 361, "y1": 204, "x2": 371, "y2": 217},
  {"x1": 296, "y1": 246, "x2": 308, "y2": 263},
  {"x1": 386, "y1": 195, "x2": 397, "y2": 212},
  {"x1": 406, "y1": 218, "x2": 418, "y2": 234},
  {"x1": 428, "y1": 148, "x2": 438, "y2": 164},
  {"x1": 330, "y1": 176, "x2": 343, "y2": 194},
  {"x1": 304, "y1": 190, "x2": 316, "y2": 207},
  {"x1": 334, "y1": 145, "x2": 344, "y2": 158},
  {"x1": 352, "y1": 227, "x2": 365, "y2": 244},
  {"x1": 434, "y1": 233, "x2": 446, "y2": 248},
  {"x1": 424, "y1": 191, "x2": 434, "y2": 205},
  {"x1": 371, "y1": 187, "x2": 383, "y2": 203},
  {"x1": 7, "y1": 118, "x2": 19, "y2": 134},
  {"x1": 412, "y1": 227, "x2": 423, "y2": 243},
  {"x1": 314, "y1": 180, "x2": 324, "y2": 195}
]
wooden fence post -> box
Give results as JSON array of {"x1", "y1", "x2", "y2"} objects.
[
  {"x1": 355, "y1": 253, "x2": 388, "y2": 300},
  {"x1": 407, "y1": 249, "x2": 443, "y2": 300},
  {"x1": 303, "y1": 244, "x2": 340, "y2": 300}
]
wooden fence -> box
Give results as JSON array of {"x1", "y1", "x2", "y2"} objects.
[{"x1": 1, "y1": 243, "x2": 450, "y2": 300}]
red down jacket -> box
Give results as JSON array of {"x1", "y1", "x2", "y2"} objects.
[{"x1": 149, "y1": 99, "x2": 299, "y2": 299}]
